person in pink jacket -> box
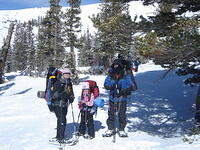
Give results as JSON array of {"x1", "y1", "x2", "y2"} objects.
[{"x1": 78, "y1": 80, "x2": 99, "y2": 139}]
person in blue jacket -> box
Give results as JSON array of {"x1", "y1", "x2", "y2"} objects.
[{"x1": 103, "y1": 59, "x2": 133, "y2": 137}]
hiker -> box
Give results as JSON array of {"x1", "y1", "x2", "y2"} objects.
[
  {"x1": 133, "y1": 57, "x2": 141, "y2": 72},
  {"x1": 51, "y1": 68, "x2": 74, "y2": 143},
  {"x1": 78, "y1": 80, "x2": 100, "y2": 139},
  {"x1": 103, "y1": 59, "x2": 133, "y2": 137}
]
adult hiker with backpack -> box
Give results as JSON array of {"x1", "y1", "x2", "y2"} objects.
[
  {"x1": 78, "y1": 80, "x2": 100, "y2": 139},
  {"x1": 50, "y1": 68, "x2": 75, "y2": 144},
  {"x1": 103, "y1": 58, "x2": 133, "y2": 139}
]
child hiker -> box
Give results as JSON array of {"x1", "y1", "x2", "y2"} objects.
[{"x1": 78, "y1": 80, "x2": 99, "y2": 139}]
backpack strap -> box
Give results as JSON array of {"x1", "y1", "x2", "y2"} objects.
[{"x1": 49, "y1": 75, "x2": 56, "y2": 79}]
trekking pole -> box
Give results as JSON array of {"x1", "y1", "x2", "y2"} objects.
[
  {"x1": 76, "y1": 110, "x2": 81, "y2": 126},
  {"x1": 112, "y1": 102, "x2": 118, "y2": 143},
  {"x1": 85, "y1": 107, "x2": 88, "y2": 136},
  {"x1": 112, "y1": 83, "x2": 120, "y2": 143},
  {"x1": 70, "y1": 103, "x2": 78, "y2": 136},
  {"x1": 58, "y1": 100, "x2": 63, "y2": 145}
]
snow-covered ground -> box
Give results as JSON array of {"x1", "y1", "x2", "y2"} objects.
[{"x1": 0, "y1": 62, "x2": 199, "y2": 150}]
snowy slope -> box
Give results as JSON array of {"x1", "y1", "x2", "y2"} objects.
[
  {"x1": 0, "y1": 2, "x2": 157, "y2": 46},
  {"x1": 0, "y1": 62, "x2": 199, "y2": 150}
]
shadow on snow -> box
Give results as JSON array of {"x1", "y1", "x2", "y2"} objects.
[
  {"x1": 6, "y1": 74, "x2": 17, "y2": 81},
  {"x1": 0, "y1": 82, "x2": 15, "y2": 92},
  {"x1": 64, "y1": 120, "x2": 104, "y2": 139},
  {"x1": 126, "y1": 70, "x2": 197, "y2": 138},
  {"x1": 12, "y1": 88, "x2": 32, "y2": 95},
  {"x1": 79, "y1": 76, "x2": 90, "y2": 82}
]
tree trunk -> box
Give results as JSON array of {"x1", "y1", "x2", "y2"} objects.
[{"x1": 0, "y1": 23, "x2": 15, "y2": 84}]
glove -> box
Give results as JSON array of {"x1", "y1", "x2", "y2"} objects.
[
  {"x1": 48, "y1": 104, "x2": 55, "y2": 112},
  {"x1": 78, "y1": 101, "x2": 85, "y2": 109},
  {"x1": 66, "y1": 79, "x2": 72, "y2": 86}
]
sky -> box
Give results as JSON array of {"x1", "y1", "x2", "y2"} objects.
[{"x1": 0, "y1": 0, "x2": 101, "y2": 10}]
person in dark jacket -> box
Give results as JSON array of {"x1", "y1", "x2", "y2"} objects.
[
  {"x1": 103, "y1": 59, "x2": 133, "y2": 137},
  {"x1": 51, "y1": 68, "x2": 74, "y2": 143},
  {"x1": 133, "y1": 57, "x2": 141, "y2": 72}
]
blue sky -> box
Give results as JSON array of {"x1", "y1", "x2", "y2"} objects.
[{"x1": 0, "y1": 0, "x2": 101, "y2": 10}]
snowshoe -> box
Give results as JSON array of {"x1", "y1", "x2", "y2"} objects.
[
  {"x1": 49, "y1": 138, "x2": 66, "y2": 150},
  {"x1": 65, "y1": 139, "x2": 78, "y2": 146},
  {"x1": 49, "y1": 138, "x2": 58, "y2": 144},
  {"x1": 49, "y1": 138, "x2": 77, "y2": 147},
  {"x1": 118, "y1": 130, "x2": 128, "y2": 137},
  {"x1": 102, "y1": 130, "x2": 114, "y2": 137},
  {"x1": 49, "y1": 138, "x2": 65, "y2": 144}
]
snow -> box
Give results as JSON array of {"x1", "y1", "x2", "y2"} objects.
[
  {"x1": 0, "y1": 1, "x2": 199, "y2": 149},
  {"x1": 0, "y1": 2, "x2": 157, "y2": 46},
  {"x1": 0, "y1": 62, "x2": 199, "y2": 150}
]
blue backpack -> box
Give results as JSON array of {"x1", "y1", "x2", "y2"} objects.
[{"x1": 45, "y1": 67, "x2": 61, "y2": 105}]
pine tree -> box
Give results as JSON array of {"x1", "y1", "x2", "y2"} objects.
[
  {"x1": 26, "y1": 21, "x2": 36, "y2": 76},
  {"x1": 11, "y1": 21, "x2": 36, "y2": 74},
  {"x1": 0, "y1": 22, "x2": 15, "y2": 84},
  {"x1": 91, "y1": 1, "x2": 134, "y2": 69},
  {"x1": 135, "y1": 1, "x2": 200, "y2": 84},
  {"x1": 12, "y1": 22, "x2": 28, "y2": 72},
  {"x1": 78, "y1": 28, "x2": 93, "y2": 67},
  {"x1": 63, "y1": 0, "x2": 81, "y2": 83},
  {"x1": 36, "y1": 0, "x2": 64, "y2": 75}
]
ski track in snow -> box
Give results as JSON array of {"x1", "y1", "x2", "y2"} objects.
[{"x1": 0, "y1": 62, "x2": 199, "y2": 150}]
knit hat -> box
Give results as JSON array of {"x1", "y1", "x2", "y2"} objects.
[
  {"x1": 61, "y1": 68, "x2": 71, "y2": 75},
  {"x1": 82, "y1": 82, "x2": 90, "y2": 89}
]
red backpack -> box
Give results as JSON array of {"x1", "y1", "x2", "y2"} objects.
[{"x1": 85, "y1": 80, "x2": 99, "y2": 98}]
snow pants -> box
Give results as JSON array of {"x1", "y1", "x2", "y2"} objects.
[
  {"x1": 106, "y1": 101, "x2": 127, "y2": 131},
  {"x1": 54, "y1": 105, "x2": 68, "y2": 140},
  {"x1": 78, "y1": 109, "x2": 95, "y2": 138}
]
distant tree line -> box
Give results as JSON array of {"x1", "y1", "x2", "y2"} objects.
[
  {"x1": 0, "y1": 0, "x2": 199, "y2": 85},
  {"x1": 1, "y1": 0, "x2": 138, "y2": 80}
]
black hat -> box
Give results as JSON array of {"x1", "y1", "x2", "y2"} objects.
[
  {"x1": 111, "y1": 59, "x2": 124, "y2": 80},
  {"x1": 118, "y1": 54, "x2": 124, "y2": 60}
]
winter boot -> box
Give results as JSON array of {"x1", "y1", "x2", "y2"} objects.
[
  {"x1": 102, "y1": 130, "x2": 114, "y2": 137},
  {"x1": 58, "y1": 139, "x2": 66, "y2": 144},
  {"x1": 84, "y1": 134, "x2": 95, "y2": 139},
  {"x1": 118, "y1": 130, "x2": 128, "y2": 137},
  {"x1": 77, "y1": 132, "x2": 84, "y2": 137}
]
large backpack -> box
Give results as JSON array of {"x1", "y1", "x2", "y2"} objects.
[
  {"x1": 45, "y1": 67, "x2": 61, "y2": 105},
  {"x1": 80, "y1": 80, "x2": 102, "y2": 115},
  {"x1": 85, "y1": 80, "x2": 99, "y2": 98}
]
